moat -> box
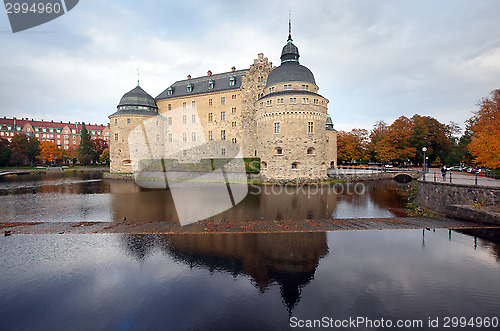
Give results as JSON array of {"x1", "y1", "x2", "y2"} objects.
[{"x1": 1, "y1": 173, "x2": 500, "y2": 330}]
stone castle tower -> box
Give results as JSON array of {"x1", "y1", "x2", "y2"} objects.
[
  {"x1": 109, "y1": 29, "x2": 337, "y2": 180},
  {"x1": 256, "y1": 32, "x2": 336, "y2": 180}
]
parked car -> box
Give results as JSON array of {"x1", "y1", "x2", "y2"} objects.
[{"x1": 384, "y1": 164, "x2": 393, "y2": 168}]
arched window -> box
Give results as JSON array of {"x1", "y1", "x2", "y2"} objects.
[
  {"x1": 229, "y1": 75, "x2": 235, "y2": 86},
  {"x1": 208, "y1": 79, "x2": 214, "y2": 90},
  {"x1": 167, "y1": 86, "x2": 174, "y2": 95},
  {"x1": 291, "y1": 162, "x2": 300, "y2": 170},
  {"x1": 307, "y1": 147, "x2": 315, "y2": 155},
  {"x1": 187, "y1": 83, "x2": 193, "y2": 93},
  {"x1": 261, "y1": 161, "x2": 267, "y2": 169}
]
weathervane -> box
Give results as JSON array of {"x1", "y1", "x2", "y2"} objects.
[{"x1": 288, "y1": 10, "x2": 292, "y2": 41}]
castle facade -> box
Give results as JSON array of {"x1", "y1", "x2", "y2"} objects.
[{"x1": 109, "y1": 32, "x2": 337, "y2": 181}]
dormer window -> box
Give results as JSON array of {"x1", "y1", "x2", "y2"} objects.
[
  {"x1": 167, "y1": 86, "x2": 174, "y2": 95},
  {"x1": 229, "y1": 75, "x2": 235, "y2": 86},
  {"x1": 208, "y1": 79, "x2": 214, "y2": 90},
  {"x1": 187, "y1": 83, "x2": 193, "y2": 93}
]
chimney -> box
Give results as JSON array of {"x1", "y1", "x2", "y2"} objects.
[
  {"x1": 187, "y1": 74, "x2": 191, "y2": 80},
  {"x1": 207, "y1": 70, "x2": 212, "y2": 76},
  {"x1": 231, "y1": 66, "x2": 236, "y2": 72}
]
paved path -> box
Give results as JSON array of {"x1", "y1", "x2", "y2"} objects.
[
  {"x1": 421, "y1": 169, "x2": 500, "y2": 187},
  {"x1": 2, "y1": 217, "x2": 499, "y2": 235}
]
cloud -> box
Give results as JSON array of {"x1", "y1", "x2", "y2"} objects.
[{"x1": 0, "y1": 0, "x2": 499, "y2": 131}]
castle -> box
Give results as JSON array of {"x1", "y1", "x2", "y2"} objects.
[{"x1": 109, "y1": 29, "x2": 337, "y2": 181}]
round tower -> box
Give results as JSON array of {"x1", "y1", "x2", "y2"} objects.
[
  {"x1": 109, "y1": 84, "x2": 158, "y2": 173},
  {"x1": 256, "y1": 33, "x2": 330, "y2": 181}
]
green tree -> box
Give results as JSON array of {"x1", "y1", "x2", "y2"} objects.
[
  {"x1": 78, "y1": 123, "x2": 93, "y2": 165},
  {"x1": 0, "y1": 138, "x2": 12, "y2": 166},
  {"x1": 410, "y1": 115, "x2": 451, "y2": 166},
  {"x1": 26, "y1": 137, "x2": 40, "y2": 165}
]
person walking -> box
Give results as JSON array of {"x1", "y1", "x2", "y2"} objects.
[{"x1": 441, "y1": 165, "x2": 447, "y2": 181}]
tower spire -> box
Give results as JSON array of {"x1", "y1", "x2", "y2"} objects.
[
  {"x1": 137, "y1": 67, "x2": 140, "y2": 86},
  {"x1": 288, "y1": 10, "x2": 292, "y2": 41}
]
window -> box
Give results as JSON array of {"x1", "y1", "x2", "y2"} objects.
[
  {"x1": 232, "y1": 121, "x2": 237, "y2": 128},
  {"x1": 261, "y1": 161, "x2": 267, "y2": 169},
  {"x1": 221, "y1": 130, "x2": 226, "y2": 140},
  {"x1": 314, "y1": 99, "x2": 318, "y2": 105},
  {"x1": 115, "y1": 133, "x2": 118, "y2": 141},
  {"x1": 221, "y1": 112, "x2": 225, "y2": 121},
  {"x1": 168, "y1": 104, "x2": 172, "y2": 110},
  {"x1": 115, "y1": 119, "x2": 117, "y2": 125},
  {"x1": 208, "y1": 113, "x2": 213, "y2": 122},
  {"x1": 274, "y1": 122, "x2": 280, "y2": 133},
  {"x1": 275, "y1": 147, "x2": 283, "y2": 155},
  {"x1": 302, "y1": 98, "x2": 309, "y2": 104},
  {"x1": 258, "y1": 77, "x2": 263, "y2": 83},
  {"x1": 308, "y1": 121, "x2": 314, "y2": 133},
  {"x1": 183, "y1": 102, "x2": 187, "y2": 109},
  {"x1": 232, "y1": 94, "x2": 236, "y2": 100},
  {"x1": 229, "y1": 76, "x2": 235, "y2": 86},
  {"x1": 168, "y1": 134, "x2": 173, "y2": 142},
  {"x1": 292, "y1": 162, "x2": 300, "y2": 169},
  {"x1": 192, "y1": 101, "x2": 196, "y2": 108},
  {"x1": 209, "y1": 98, "x2": 213, "y2": 106},
  {"x1": 192, "y1": 132, "x2": 196, "y2": 141},
  {"x1": 290, "y1": 98, "x2": 297, "y2": 103},
  {"x1": 221, "y1": 97, "x2": 225, "y2": 104},
  {"x1": 167, "y1": 86, "x2": 174, "y2": 95},
  {"x1": 284, "y1": 84, "x2": 291, "y2": 90},
  {"x1": 232, "y1": 138, "x2": 237, "y2": 143},
  {"x1": 208, "y1": 79, "x2": 214, "y2": 90},
  {"x1": 307, "y1": 147, "x2": 315, "y2": 155},
  {"x1": 182, "y1": 133, "x2": 187, "y2": 142},
  {"x1": 183, "y1": 115, "x2": 187, "y2": 124},
  {"x1": 221, "y1": 148, "x2": 226, "y2": 156},
  {"x1": 277, "y1": 98, "x2": 284, "y2": 104},
  {"x1": 183, "y1": 150, "x2": 187, "y2": 156},
  {"x1": 231, "y1": 107, "x2": 236, "y2": 113},
  {"x1": 168, "y1": 117, "x2": 172, "y2": 125},
  {"x1": 302, "y1": 84, "x2": 309, "y2": 90},
  {"x1": 208, "y1": 131, "x2": 213, "y2": 140},
  {"x1": 192, "y1": 115, "x2": 196, "y2": 123},
  {"x1": 187, "y1": 83, "x2": 193, "y2": 92}
]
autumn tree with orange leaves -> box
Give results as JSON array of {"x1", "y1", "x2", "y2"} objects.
[
  {"x1": 337, "y1": 128, "x2": 369, "y2": 163},
  {"x1": 38, "y1": 141, "x2": 62, "y2": 164},
  {"x1": 468, "y1": 90, "x2": 500, "y2": 168}
]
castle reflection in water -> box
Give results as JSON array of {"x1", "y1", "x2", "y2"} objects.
[{"x1": 120, "y1": 232, "x2": 328, "y2": 314}]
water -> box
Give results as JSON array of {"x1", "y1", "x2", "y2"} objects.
[
  {"x1": 1, "y1": 230, "x2": 499, "y2": 330},
  {"x1": 0, "y1": 172, "x2": 408, "y2": 223}
]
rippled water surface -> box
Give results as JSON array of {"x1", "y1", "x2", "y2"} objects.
[{"x1": 1, "y1": 229, "x2": 499, "y2": 330}]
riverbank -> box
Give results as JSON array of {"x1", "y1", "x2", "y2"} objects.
[{"x1": 2, "y1": 217, "x2": 499, "y2": 236}]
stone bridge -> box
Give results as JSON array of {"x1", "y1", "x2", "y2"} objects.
[{"x1": 327, "y1": 167, "x2": 420, "y2": 182}]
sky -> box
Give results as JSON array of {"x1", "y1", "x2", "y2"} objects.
[{"x1": 1, "y1": 0, "x2": 499, "y2": 133}]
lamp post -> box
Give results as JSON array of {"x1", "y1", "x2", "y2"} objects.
[{"x1": 422, "y1": 147, "x2": 427, "y2": 180}]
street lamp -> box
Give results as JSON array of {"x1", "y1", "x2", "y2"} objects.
[{"x1": 422, "y1": 147, "x2": 427, "y2": 180}]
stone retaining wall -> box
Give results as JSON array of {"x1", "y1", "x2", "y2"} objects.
[{"x1": 415, "y1": 180, "x2": 500, "y2": 223}]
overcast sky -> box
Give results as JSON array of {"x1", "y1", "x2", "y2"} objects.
[{"x1": 1, "y1": 0, "x2": 499, "y2": 133}]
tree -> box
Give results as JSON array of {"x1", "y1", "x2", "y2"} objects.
[
  {"x1": 410, "y1": 115, "x2": 451, "y2": 166},
  {"x1": 78, "y1": 123, "x2": 93, "y2": 165},
  {"x1": 337, "y1": 129, "x2": 369, "y2": 163},
  {"x1": 26, "y1": 137, "x2": 41, "y2": 165},
  {"x1": 99, "y1": 148, "x2": 110, "y2": 165},
  {"x1": 468, "y1": 89, "x2": 500, "y2": 168},
  {"x1": 39, "y1": 141, "x2": 62, "y2": 164},
  {"x1": 91, "y1": 137, "x2": 108, "y2": 163},
  {"x1": 367, "y1": 121, "x2": 388, "y2": 161},
  {"x1": 378, "y1": 116, "x2": 416, "y2": 162},
  {"x1": 9, "y1": 133, "x2": 29, "y2": 165},
  {"x1": 0, "y1": 138, "x2": 12, "y2": 166}
]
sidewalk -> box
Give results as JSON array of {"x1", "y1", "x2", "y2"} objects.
[{"x1": 421, "y1": 169, "x2": 500, "y2": 187}]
